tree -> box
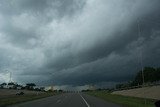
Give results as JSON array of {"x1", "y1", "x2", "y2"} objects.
[
  {"x1": 156, "y1": 68, "x2": 160, "y2": 81},
  {"x1": 26, "y1": 83, "x2": 36, "y2": 90},
  {"x1": 116, "y1": 66, "x2": 160, "y2": 90},
  {"x1": 8, "y1": 82, "x2": 16, "y2": 85},
  {"x1": 134, "y1": 67, "x2": 160, "y2": 85},
  {"x1": 143, "y1": 67, "x2": 156, "y2": 82},
  {"x1": 0, "y1": 83, "x2": 7, "y2": 89},
  {"x1": 1, "y1": 83, "x2": 7, "y2": 86}
]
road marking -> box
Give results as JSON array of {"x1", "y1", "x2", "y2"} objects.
[
  {"x1": 79, "y1": 94, "x2": 90, "y2": 107},
  {"x1": 56, "y1": 99, "x2": 61, "y2": 103}
]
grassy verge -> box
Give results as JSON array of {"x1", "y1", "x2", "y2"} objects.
[
  {"x1": 0, "y1": 92, "x2": 59, "y2": 107},
  {"x1": 87, "y1": 91, "x2": 156, "y2": 107}
]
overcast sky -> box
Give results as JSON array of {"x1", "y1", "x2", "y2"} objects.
[{"x1": 0, "y1": 0, "x2": 160, "y2": 89}]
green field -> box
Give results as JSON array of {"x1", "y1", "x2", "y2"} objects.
[
  {"x1": 87, "y1": 91, "x2": 156, "y2": 107},
  {"x1": 0, "y1": 92, "x2": 57, "y2": 107}
]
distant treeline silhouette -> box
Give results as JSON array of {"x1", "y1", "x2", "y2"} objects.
[
  {"x1": 116, "y1": 67, "x2": 160, "y2": 89},
  {"x1": 134, "y1": 67, "x2": 160, "y2": 85}
]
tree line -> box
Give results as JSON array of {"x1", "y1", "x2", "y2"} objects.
[
  {"x1": 0, "y1": 82, "x2": 43, "y2": 91},
  {"x1": 116, "y1": 67, "x2": 160, "y2": 89}
]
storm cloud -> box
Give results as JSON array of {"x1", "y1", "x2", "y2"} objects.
[{"x1": 0, "y1": 0, "x2": 160, "y2": 88}]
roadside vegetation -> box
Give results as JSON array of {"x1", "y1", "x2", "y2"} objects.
[
  {"x1": 0, "y1": 91, "x2": 61, "y2": 107},
  {"x1": 87, "y1": 91, "x2": 156, "y2": 107},
  {"x1": 0, "y1": 82, "x2": 64, "y2": 107},
  {"x1": 83, "y1": 67, "x2": 160, "y2": 107},
  {"x1": 116, "y1": 67, "x2": 160, "y2": 90}
]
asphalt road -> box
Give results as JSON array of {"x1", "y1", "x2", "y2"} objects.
[{"x1": 9, "y1": 93, "x2": 121, "y2": 107}]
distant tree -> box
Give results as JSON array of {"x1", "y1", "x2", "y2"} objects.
[
  {"x1": 21, "y1": 86, "x2": 25, "y2": 90},
  {"x1": 53, "y1": 90, "x2": 58, "y2": 93},
  {"x1": 116, "y1": 67, "x2": 160, "y2": 90},
  {"x1": 40, "y1": 87, "x2": 45, "y2": 91},
  {"x1": 0, "y1": 83, "x2": 7, "y2": 89},
  {"x1": 81, "y1": 89, "x2": 91, "y2": 92},
  {"x1": 8, "y1": 82, "x2": 16, "y2": 85},
  {"x1": 156, "y1": 68, "x2": 160, "y2": 81},
  {"x1": 26, "y1": 83, "x2": 36, "y2": 90},
  {"x1": 116, "y1": 84, "x2": 123, "y2": 89},
  {"x1": 144, "y1": 67, "x2": 156, "y2": 82},
  {"x1": 35, "y1": 88, "x2": 41, "y2": 91},
  {"x1": 1, "y1": 83, "x2": 7, "y2": 85},
  {"x1": 134, "y1": 67, "x2": 160, "y2": 85},
  {"x1": 58, "y1": 89, "x2": 63, "y2": 93}
]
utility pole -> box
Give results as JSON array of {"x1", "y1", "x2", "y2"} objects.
[
  {"x1": 137, "y1": 19, "x2": 147, "y2": 106},
  {"x1": 137, "y1": 18, "x2": 160, "y2": 106},
  {"x1": 6, "y1": 70, "x2": 12, "y2": 83},
  {"x1": 137, "y1": 19, "x2": 145, "y2": 86},
  {"x1": 9, "y1": 71, "x2": 12, "y2": 83}
]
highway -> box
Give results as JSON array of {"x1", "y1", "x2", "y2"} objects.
[{"x1": 10, "y1": 93, "x2": 121, "y2": 107}]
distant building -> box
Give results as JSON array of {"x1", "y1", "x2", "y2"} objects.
[
  {"x1": 44, "y1": 86, "x2": 54, "y2": 91},
  {"x1": 88, "y1": 85, "x2": 96, "y2": 90}
]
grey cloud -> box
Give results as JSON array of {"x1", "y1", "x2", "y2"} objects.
[
  {"x1": 0, "y1": 0, "x2": 85, "y2": 16},
  {"x1": 0, "y1": 0, "x2": 85, "y2": 48}
]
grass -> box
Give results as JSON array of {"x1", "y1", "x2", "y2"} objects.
[
  {"x1": 0, "y1": 92, "x2": 59, "y2": 107},
  {"x1": 87, "y1": 91, "x2": 157, "y2": 107}
]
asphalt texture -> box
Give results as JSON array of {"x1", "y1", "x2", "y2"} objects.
[{"x1": 9, "y1": 93, "x2": 121, "y2": 107}]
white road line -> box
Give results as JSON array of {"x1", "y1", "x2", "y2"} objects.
[
  {"x1": 79, "y1": 94, "x2": 90, "y2": 107},
  {"x1": 56, "y1": 99, "x2": 61, "y2": 103}
]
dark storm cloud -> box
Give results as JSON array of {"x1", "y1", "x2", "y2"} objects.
[{"x1": 0, "y1": 0, "x2": 160, "y2": 88}]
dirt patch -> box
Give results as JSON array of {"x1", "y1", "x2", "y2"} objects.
[{"x1": 112, "y1": 86, "x2": 160, "y2": 100}]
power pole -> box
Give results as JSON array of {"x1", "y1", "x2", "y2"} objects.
[
  {"x1": 137, "y1": 18, "x2": 160, "y2": 106},
  {"x1": 6, "y1": 70, "x2": 12, "y2": 83},
  {"x1": 137, "y1": 19, "x2": 145, "y2": 86},
  {"x1": 9, "y1": 71, "x2": 12, "y2": 83},
  {"x1": 137, "y1": 19, "x2": 146, "y2": 105}
]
